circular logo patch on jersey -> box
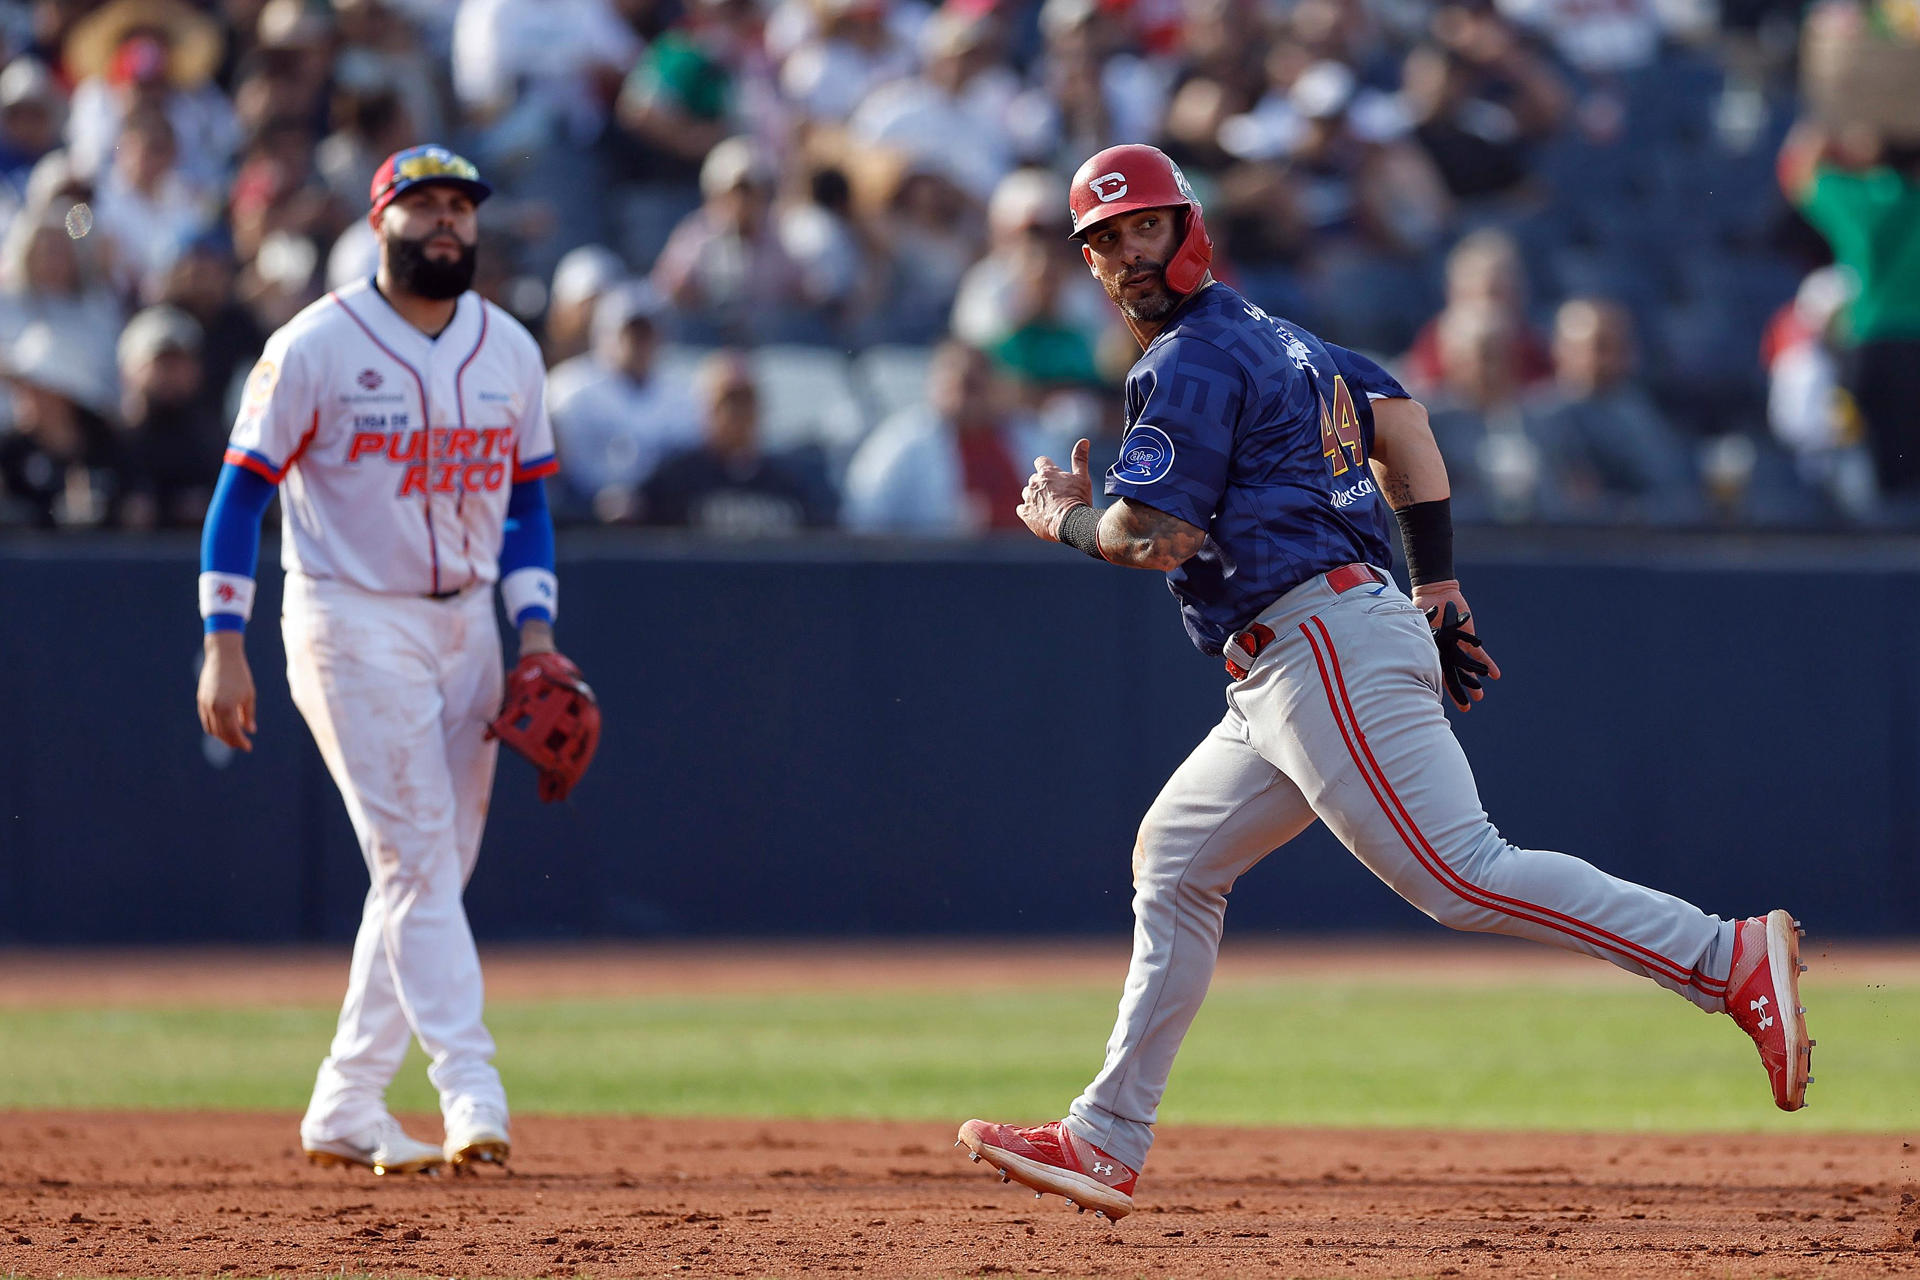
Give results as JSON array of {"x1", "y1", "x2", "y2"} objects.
[
  {"x1": 1114, "y1": 424, "x2": 1176, "y2": 485},
  {"x1": 243, "y1": 359, "x2": 278, "y2": 409}
]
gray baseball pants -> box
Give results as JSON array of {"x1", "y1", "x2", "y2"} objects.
[{"x1": 1065, "y1": 566, "x2": 1738, "y2": 1171}]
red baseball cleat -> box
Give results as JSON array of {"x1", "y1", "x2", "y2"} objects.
[
  {"x1": 1726, "y1": 909, "x2": 1814, "y2": 1111},
  {"x1": 955, "y1": 1118, "x2": 1138, "y2": 1220}
]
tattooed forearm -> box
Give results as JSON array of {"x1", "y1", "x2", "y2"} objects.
[
  {"x1": 1374, "y1": 463, "x2": 1417, "y2": 509},
  {"x1": 1096, "y1": 498, "x2": 1208, "y2": 570},
  {"x1": 1367, "y1": 396, "x2": 1450, "y2": 511}
]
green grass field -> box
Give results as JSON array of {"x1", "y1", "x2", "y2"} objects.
[{"x1": 3, "y1": 975, "x2": 1913, "y2": 1132}]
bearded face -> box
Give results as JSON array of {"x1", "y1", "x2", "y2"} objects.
[
  {"x1": 1081, "y1": 206, "x2": 1185, "y2": 325},
  {"x1": 1101, "y1": 258, "x2": 1180, "y2": 324},
  {"x1": 384, "y1": 225, "x2": 478, "y2": 300}
]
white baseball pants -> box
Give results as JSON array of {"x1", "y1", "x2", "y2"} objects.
[
  {"x1": 283, "y1": 573, "x2": 508, "y2": 1140},
  {"x1": 1066, "y1": 567, "x2": 1738, "y2": 1171}
]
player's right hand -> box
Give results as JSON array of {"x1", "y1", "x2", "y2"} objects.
[
  {"x1": 1018, "y1": 437, "x2": 1096, "y2": 540},
  {"x1": 198, "y1": 632, "x2": 258, "y2": 752}
]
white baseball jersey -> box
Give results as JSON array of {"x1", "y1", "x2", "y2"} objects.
[{"x1": 225, "y1": 278, "x2": 557, "y2": 597}]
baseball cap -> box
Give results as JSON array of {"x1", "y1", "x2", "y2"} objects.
[
  {"x1": 591, "y1": 280, "x2": 667, "y2": 347},
  {"x1": 551, "y1": 245, "x2": 627, "y2": 309},
  {"x1": 987, "y1": 168, "x2": 1066, "y2": 237},
  {"x1": 118, "y1": 305, "x2": 203, "y2": 369},
  {"x1": 1289, "y1": 60, "x2": 1357, "y2": 121},
  {"x1": 368, "y1": 144, "x2": 491, "y2": 223},
  {"x1": 3, "y1": 323, "x2": 116, "y2": 417},
  {"x1": 699, "y1": 136, "x2": 773, "y2": 198},
  {"x1": 0, "y1": 57, "x2": 62, "y2": 112}
]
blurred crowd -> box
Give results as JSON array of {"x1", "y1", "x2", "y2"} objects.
[{"x1": 0, "y1": 0, "x2": 1915, "y2": 533}]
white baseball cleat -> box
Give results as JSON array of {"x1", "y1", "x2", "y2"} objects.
[
  {"x1": 303, "y1": 1114, "x2": 446, "y2": 1175},
  {"x1": 443, "y1": 1100, "x2": 511, "y2": 1170}
]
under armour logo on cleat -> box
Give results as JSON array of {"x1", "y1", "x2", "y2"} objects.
[
  {"x1": 1750, "y1": 995, "x2": 1774, "y2": 1030},
  {"x1": 1092, "y1": 1161, "x2": 1114, "y2": 1176}
]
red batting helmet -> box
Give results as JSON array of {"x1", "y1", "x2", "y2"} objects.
[{"x1": 1068, "y1": 144, "x2": 1213, "y2": 296}]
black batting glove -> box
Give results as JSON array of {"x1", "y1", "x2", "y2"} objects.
[{"x1": 1426, "y1": 599, "x2": 1491, "y2": 711}]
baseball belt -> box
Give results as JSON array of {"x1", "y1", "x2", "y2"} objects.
[{"x1": 1223, "y1": 562, "x2": 1385, "y2": 679}]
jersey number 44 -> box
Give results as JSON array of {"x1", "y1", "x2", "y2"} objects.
[{"x1": 1319, "y1": 375, "x2": 1366, "y2": 478}]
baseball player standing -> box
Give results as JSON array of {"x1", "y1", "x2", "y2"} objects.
[
  {"x1": 956, "y1": 145, "x2": 1813, "y2": 1220},
  {"x1": 195, "y1": 145, "x2": 582, "y2": 1175}
]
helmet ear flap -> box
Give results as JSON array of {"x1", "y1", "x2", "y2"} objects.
[{"x1": 1163, "y1": 206, "x2": 1213, "y2": 296}]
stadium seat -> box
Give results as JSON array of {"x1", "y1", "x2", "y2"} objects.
[
  {"x1": 852, "y1": 345, "x2": 936, "y2": 424},
  {"x1": 748, "y1": 345, "x2": 871, "y2": 460},
  {"x1": 652, "y1": 343, "x2": 717, "y2": 395}
]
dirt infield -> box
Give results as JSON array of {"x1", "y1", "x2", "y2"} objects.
[
  {"x1": 0, "y1": 1112, "x2": 1914, "y2": 1279},
  {"x1": 1, "y1": 942, "x2": 1916, "y2": 1278}
]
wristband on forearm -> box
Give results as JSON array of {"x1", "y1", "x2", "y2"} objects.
[
  {"x1": 1058, "y1": 503, "x2": 1108, "y2": 562},
  {"x1": 1394, "y1": 498, "x2": 1455, "y2": 587}
]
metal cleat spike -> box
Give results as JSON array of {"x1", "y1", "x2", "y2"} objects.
[
  {"x1": 969, "y1": 1152, "x2": 980, "y2": 1162},
  {"x1": 1806, "y1": 1076, "x2": 1815, "y2": 1084},
  {"x1": 1798, "y1": 962, "x2": 1807, "y2": 973},
  {"x1": 1077, "y1": 1206, "x2": 1086, "y2": 1214},
  {"x1": 954, "y1": 1140, "x2": 963, "y2": 1148},
  {"x1": 1000, "y1": 1171, "x2": 1010, "y2": 1183},
  {"x1": 1095, "y1": 1211, "x2": 1108, "y2": 1220},
  {"x1": 1035, "y1": 1191, "x2": 1042, "y2": 1199},
  {"x1": 1808, "y1": 1039, "x2": 1817, "y2": 1047}
]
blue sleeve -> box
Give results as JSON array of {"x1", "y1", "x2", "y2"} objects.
[
  {"x1": 1326, "y1": 343, "x2": 1410, "y2": 400},
  {"x1": 1102, "y1": 336, "x2": 1244, "y2": 530},
  {"x1": 199, "y1": 463, "x2": 275, "y2": 633},
  {"x1": 499, "y1": 477, "x2": 556, "y2": 623}
]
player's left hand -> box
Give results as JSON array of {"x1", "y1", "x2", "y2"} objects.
[
  {"x1": 1412, "y1": 579, "x2": 1501, "y2": 712},
  {"x1": 1018, "y1": 437, "x2": 1095, "y2": 541}
]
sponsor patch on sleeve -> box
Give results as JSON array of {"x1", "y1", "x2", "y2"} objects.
[
  {"x1": 1112, "y1": 424, "x2": 1176, "y2": 485},
  {"x1": 242, "y1": 359, "x2": 279, "y2": 410}
]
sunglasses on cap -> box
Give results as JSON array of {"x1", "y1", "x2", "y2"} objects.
[{"x1": 368, "y1": 145, "x2": 492, "y2": 221}]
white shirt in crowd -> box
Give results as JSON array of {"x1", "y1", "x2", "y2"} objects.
[
  {"x1": 841, "y1": 404, "x2": 1056, "y2": 533},
  {"x1": 546, "y1": 354, "x2": 702, "y2": 502},
  {"x1": 65, "y1": 78, "x2": 240, "y2": 191},
  {"x1": 90, "y1": 165, "x2": 213, "y2": 294},
  {"x1": 848, "y1": 68, "x2": 1021, "y2": 202},
  {"x1": 452, "y1": 0, "x2": 641, "y2": 142}
]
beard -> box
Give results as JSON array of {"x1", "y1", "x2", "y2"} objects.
[
  {"x1": 1104, "y1": 263, "x2": 1180, "y2": 323},
  {"x1": 386, "y1": 231, "x2": 478, "y2": 300}
]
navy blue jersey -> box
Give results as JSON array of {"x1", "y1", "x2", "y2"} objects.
[{"x1": 1103, "y1": 283, "x2": 1408, "y2": 655}]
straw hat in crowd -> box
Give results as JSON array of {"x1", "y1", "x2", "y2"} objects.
[{"x1": 64, "y1": 0, "x2": 224, "y2": 89}]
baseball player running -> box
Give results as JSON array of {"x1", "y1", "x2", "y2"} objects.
[
  {"x1": 956, "y1": 144, "x2": 1813, "y2": 1221},
  {"x1": 196, "y1": 145, "x2": 594, "y2": 1175}
]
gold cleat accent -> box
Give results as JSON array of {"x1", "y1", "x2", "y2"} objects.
[
  {"x1": 303, "y1": 1118, "x2": 449, "y2": 1176},
  {"x1": 447, "y1": 1139, "x2": 510, "y2": 1171},
  {"x1": 304, "y1": 1147, "x2": 445, "y2": 1176}
]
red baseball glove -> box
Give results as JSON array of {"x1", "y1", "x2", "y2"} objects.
[{"x1": 487, "y1": 651, "x2": 601, "y2": 803}]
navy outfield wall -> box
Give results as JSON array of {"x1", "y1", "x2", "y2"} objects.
[{"x1": 0, "y1": 530, "x2": 1914, "y2": 944}]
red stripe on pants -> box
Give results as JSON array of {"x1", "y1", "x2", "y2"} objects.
[{"x1": 1300, "y1": 615, "x2": 1725, "y2": 996}]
